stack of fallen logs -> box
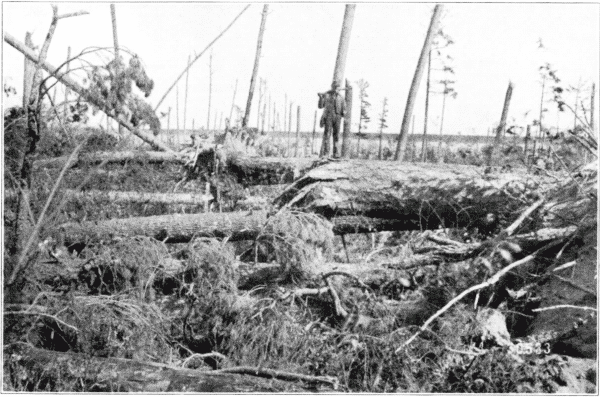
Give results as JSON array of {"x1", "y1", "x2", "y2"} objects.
[{"x1": 25, "y1": 143, "x2": 597, "y2": 391}]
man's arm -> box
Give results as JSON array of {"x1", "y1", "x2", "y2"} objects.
[{"x1": 318, "y1": 93, "x2": 326, "y2": 109}]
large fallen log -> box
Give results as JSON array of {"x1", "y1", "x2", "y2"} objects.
[
  {"x1": 4, "y1": 344, "x2": 320, "y2": 392},
  {"x1": 34, "y1": 151, "x2": 185, "y2": 170},
  {"x1": 6, "y1": 189, "x2": 212, "y2": 206},
  {"x1": 57, "y1": 210, "x2": 426, "y2": 246},
  {"x1": 274, "y1": 160, "x2": 551, "y2": 230},
  {"x1": 227, "y1": 156, "x2": 323, "y2": 185}
]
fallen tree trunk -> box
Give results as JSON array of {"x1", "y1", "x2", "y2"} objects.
[
  {"x1": 4, "y1": 344, "x2": 317, "y2": 392},
  {"x1": 57, "y1": 210, "x2": 268, "y2": 246},
  {"x1": 57, "y1": 210, "x2": 425, "y2": 246},
  {"x1": 6, "y1": 189, "x2": 212, "y2": 206},
  {"x1": 227, "y1": 156, "x2": 323, "y2": 185},
  {"x1": 4, "y1": 32, "x2": 173, "y2": 153},
  {"x1": 34, "y1": 151, "x2": 185, "y2": 170},
  {"x1": 275, "y1": 160, "x2": 551, "y2": 231}
]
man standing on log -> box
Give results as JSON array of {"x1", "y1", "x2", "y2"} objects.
[{"x1": 318, "y1": 81, "x2": 346, "y2": 158}]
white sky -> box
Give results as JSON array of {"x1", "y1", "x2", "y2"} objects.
[{"x1": 3, "y1": 2, "x2": 599, "y2": 136}]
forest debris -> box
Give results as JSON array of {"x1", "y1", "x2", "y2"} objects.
[
  {"x1": 5, "y1": 344, "x2": 313, "y2": 392},
  {"x1": 397, "y1": 251, "x2": 539, "y2": 351},
  {"x1": 215, "y1": 366, "x2": 338, "y2": 388},
  {"x1": 476, "y1": 308, "x2": 513, "y2": 347}
]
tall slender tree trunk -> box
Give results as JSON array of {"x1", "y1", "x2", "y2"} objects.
[
  {"x1": 341, "y1": 79, "x2": 353, "y2": 158},
  {"x1": 243, "y1": 4, "x2": 269, "y2": 127},
  {"x1": 207, "y1": 51, "x2": 213, "y2": 130},
  {"x1": 22, "y1": 32, "x2": 35, "y2": 109},
  {"x1": 63, "y1": 46, "x2": 71, "y2": 117},
  {"x1": 332, "y1": 4, "x2": 356, "y2": 86},
  {"x1": 287, "y1": 102, "x2": 293, "y2": 157},
  {"x1": 167, "y1": 107, "x2": 171, "y2": 134},
  {"x1": 487, "y1": 81, "x2": 514, "y2": 166},
  {"x1": 110, "y1": 4, "x2": 122, "y2": 134},
  {"x1": 437, "y1": 91, "x2": 447, "y2": 161},
  {"x1": 229, "y1": 79, "x2": 238, "y2": 125},
  {"x1": 394, "y1": 4, "x2": 443, "y2": 161},
  {"x1": 183, "y1": 55, "x2": 191, "y2": 132},
  {"x1": 421, "y1": 49, "x2": 432, "y2": 162},
  {"x1": 295, "y1": 106, "x2": 301, "y2": 157},
  {"x1": 257, "y1": 79, "x2": 263, "y2": 129}
]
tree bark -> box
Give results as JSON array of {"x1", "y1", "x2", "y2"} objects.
[
  {"x1": 34, "y1": 150, "x2": 185, "y2": 170},
  {"x1": 5, "y1": 344, "x2": 313, "y2": 393},
  {"x1": 341, "y1": 80, "x2": 353, "y2": 158},
  {"x1": 274, "y1": 160, "x2": 550, "y2": 231},
  {"x1": 57, "y1": 160, "x2": 560, "y2": 246},
  {"x1": 58, "y1": 210, "x2": 268, "y2": 246},
  {"x1": 332, "y1": 5, "x2": 356, "y2": 87},
  {"x1": 394, "y1": 4, "x2": 443, "y2": 161},
  {"x1": 226, "y1": 156, "x2": 321, "y2": 185},
  {"x1": 487, "y1": 81, "x2": 514, "y2": 166},
  {"x1": 4, "y1": 32, "x2": 173, "y2": 152},
  {"x1": 5, "y1": 189, "x2": 213, "y2": 207},
  {"x1": 242, "y1": 4, "x2": 269, "y2": 128}
]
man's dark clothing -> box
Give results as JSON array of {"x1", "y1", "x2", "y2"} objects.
[{"x1": 318, "y1": 89, "x2": 346, "y2": 157}]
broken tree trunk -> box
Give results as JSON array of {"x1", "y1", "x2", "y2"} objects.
[
  {"x1": 242, "y1": 4, "x2": 269, "y2": 128},
  {"x1": 395, "y1": 4, "x2": 443, "y2": 161},
  {"x1": 3, "y1": 32, "x2": 173, "y2": 152},
  {"x1": 5, "y1": 189, "x2": 213, "y2": 207},
  {"x1": 5, "y1": 344, "x2": 317, "y2": 392},
  {"x1": 226, "y1": 156, "x2": 324, "y2": 185},
  {"x1": 274, "y1": 160, "x2": 550, "y2": 231},
  {"x1": 57, "y1": 210, "x2": 422, "y2": 246},
  {"x1": 34, "y1": 150, "x2": 185, "y2": 170}
]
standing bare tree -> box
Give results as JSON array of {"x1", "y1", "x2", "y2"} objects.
[
  {"x1": 207, "y1": 50, "x2": 213, "y2": 130},
  {"x1": 356, "y1": 79, "x2": 370, "y2": 157},
  {"x1": 422, "y1": 28, "x2": 455, "y2": 162},
  {"x1": 110, "y1": 4, "x2": 121, "y2": 133},
  {"x1": 378, "y1": 97, "x2": 389, "y2": 160},
  {"x1": 229, "y1": 78, "x2": 238, "y2": 128},
  {"x1": 341, "y1": 79, "x2": 353, "y2": 158},
  {"x1": 295, "y1": 105, "x2": 301, "y2": 157},
  {"x1": 436, "y1": 78, "x2": 457, "y2": 158},
  {"x1": 242, "y1": 4, "x2": 269, "y2": 128},
  {"x1": 395, "y1": 4, "x2": 443, "y2": 161},
  {"x1": 332, "y1": 4, "x2": 356, "y2": 87},
  {"x1": 486, "y1": 81, "x2": 514, "y2": 166}
]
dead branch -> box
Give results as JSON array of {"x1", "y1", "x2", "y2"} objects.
[
  {"x1": 396, "y1": 251, "x2": 538, "y2": 352},
  {"x1": 153, "y1": 5, "x2": 251, "y2": 111},
  {"x1": 532, "y1": 305, "x2": 597, "y2": 313},
  {"x1": 216, "y1": 366, "x2": 338, "y2": 388},
  {"x1": 3, "y1": 32, "x2": 173, "y2": 152},
  {"x1": 324, "y1": 277, "x2": 348, "y2": 318}
]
